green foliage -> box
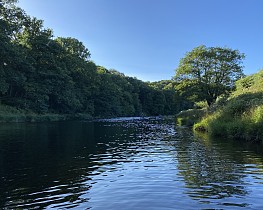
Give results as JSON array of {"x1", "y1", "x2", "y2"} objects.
[
  {"x1": 0, "y1": 104, "x2": 66, "y2": 122},
  {"x1": 174, "y1": 45, "x2": 245, "y2": 106},
  {"x1": 149, "y1": 80, "x2": 192, "y2": 114},
  {"x1": 194, "y1": 100, "x2": 208, "y2": 109},
  {"x1": 194, "y1": 69, "x2": 263, "y2": 142},
  {"x1": 176, "y1": 108, "x2": 206, "y2": 126},
  {"x1": 235, "y1": 70, "x2": 263, "y2": 94},
  {"x1": 56, "y1": 37, "x2": 91, "y2": 61},
  {"x1": 0, "y1": 1, "x2": 191, "y2": 121}
]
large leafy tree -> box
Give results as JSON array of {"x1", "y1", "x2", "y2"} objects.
[
  {"x1": 174, "y1": 45, "x2": 245, "y2": 106},
  {"x1": 0, "y1": 0, "x2": 31, "y2": 104},
  {"x1": 56, "y1": 37, "x2": 90, "y2": 61}
]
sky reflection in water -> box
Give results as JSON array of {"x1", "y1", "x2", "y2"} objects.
[{"x1": 1, "y1": 118, "x2": 263, "y2": 209}]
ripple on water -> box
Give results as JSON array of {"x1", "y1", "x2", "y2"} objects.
[{"x1": 1, "y1": 118, "x2": 263, "y2": 209}]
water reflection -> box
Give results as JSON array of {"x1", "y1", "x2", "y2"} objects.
[
  {"x1": 175, "y1": 128, "x2": 263, "y2": 208},
  {"x1": 0, "y1": 122, "x2": 97, "y2": 209},
  {"x1": 1, "y1": 119, "x2": 263, "y2": 209}
]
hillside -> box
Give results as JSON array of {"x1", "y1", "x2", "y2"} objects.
[
  {"x1": 0, "y1": 1, "x2": 191, "y2": 122},
  {"x1": 194, "y1": 69, "x2": 263, "y2": 142}
]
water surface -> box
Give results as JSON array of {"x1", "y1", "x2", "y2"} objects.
[{"x1": 1, "y1": 118, "x2": 263, "y2": 209}]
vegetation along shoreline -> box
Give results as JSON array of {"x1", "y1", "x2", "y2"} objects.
[{"x1": 1, "y1": 1, "x2": 263, "y2": 142}]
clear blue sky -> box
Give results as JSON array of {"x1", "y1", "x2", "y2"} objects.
[{"x1": 18, "y1": 0, "x2": 263, "y2": 82}]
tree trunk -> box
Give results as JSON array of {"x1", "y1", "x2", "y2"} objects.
[{"x1": 206, "y1": 97, "x2": 216, "y2": 107}]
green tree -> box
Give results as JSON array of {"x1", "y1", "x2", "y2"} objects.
[
  {"x1": 0, "y1": 1, "x2": 31, "y2": 106},
  {"x1": 1, "y1": 0, "x2": 189, "y2": 118},
  {"x1": 53, "y1": 37, "x2": 96, "y2": 114},
  {"x1": 56, "y1": 37, "x2": 90, "y2": 61},
  {"x1": 174, "y1": 45, "x2": 245, "y2": 106}
]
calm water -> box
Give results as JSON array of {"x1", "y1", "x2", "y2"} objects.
[{"x1": 1, "y1": 118, "x2": 263, "y2": 209}]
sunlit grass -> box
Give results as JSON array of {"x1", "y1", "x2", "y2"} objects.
[
  {"x1": 194, "y1": 69, "x2": 263, "y2": 142},
  {"x1": 176, "y1": 108, "x2": 207, "y2": 126}
]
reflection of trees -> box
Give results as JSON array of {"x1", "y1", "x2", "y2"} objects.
[
  {"x1": 2, "y1": 120, "x2": 263, "y2": 209},
  {"x1": 0, "y1": 120, "x2": 144, "y2": 209},
  {"x1": 174, "y1": 128, "x2": 249, "y2": 203},
  {"x1": 0, "y1": 122, "x2": 98, "y2": 209}
]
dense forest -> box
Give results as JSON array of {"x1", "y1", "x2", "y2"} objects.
[
  {"x1": 0, "y1": 0, "x2": 192, "y2": 120},
  {"x1": 2, "y1": 1, "x2": 263, "y2": 142}
]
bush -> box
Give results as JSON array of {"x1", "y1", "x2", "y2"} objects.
[
  {"x1": 0, "y1": 104, "x2": 68, "y2": 122},
  {"x1": 194, "y1": 69, "x2": 263, "y2": 142},
  {"x1": 176, "y1": 108, "x2": 206, "y2": 126}
]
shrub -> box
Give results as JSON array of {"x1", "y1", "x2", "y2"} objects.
[
  {"x1": 194, "y1": 70, "x2": 263, "y2": 142},
  {"x1": 176, "y1": 108, "x2": 206, "y2": 126}
]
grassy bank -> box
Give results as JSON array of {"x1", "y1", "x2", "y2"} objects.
[
  {"x1": 194, "y1": 69, "x2": 263, "y2": 142},
  {"x1": 176, "y1": 108, "x2": 207, "y2": 126},
  {"x1": 0, "y1": 104, "x2": 93, "y2": 123}
]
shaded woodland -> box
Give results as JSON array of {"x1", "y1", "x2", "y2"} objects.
[{"x1": 0, "y1": 1, "x2": 191, "y2": 119}]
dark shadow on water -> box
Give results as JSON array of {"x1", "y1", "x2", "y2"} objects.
[
  {"x1": 0, "y1": 121, "x2": 108, "y2": 209},
  {"x1": 1, "y1": 120, "x2": 263, "y2": 209},
  {"x1": 0, "y1": 119, "x2": 164, "y2": 209}
]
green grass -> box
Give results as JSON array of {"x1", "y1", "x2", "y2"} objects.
[
  {"x1": 194, "y1": 69, "x2": 263, "y2": 142},
  {"x1": 176, "y1": 108, "x2": 207, "y2": 126},
  {"x1": 0, "y1": 104, "x2": 70, "y2": 122},
  {"x1": 0, "y1": 103, "x2": 94, "y2": 123}
]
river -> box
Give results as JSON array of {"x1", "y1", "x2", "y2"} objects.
[{"x1": 1, "y1": 117, "x2": 263, "y2": 209}]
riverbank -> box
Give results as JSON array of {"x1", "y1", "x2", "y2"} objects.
[
  {"x1": 193, "y1": 70, "x2": 263, "y2": 142},
  {"x1": 0, "y1": 104, "x2": 168, "y2": 123},
  {"x1": 0, "y1": 104, "x2": 93, "y2": 123}
]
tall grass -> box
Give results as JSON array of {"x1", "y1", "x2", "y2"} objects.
[
  {"x1": 194, "y1": 69, "x2": 263, "y2": 142},
  {"x1": 176, "y1": 108, "x2": 207, "y2": 126},
  {"x1": 0, "y1": 104, "x2": 68, "y2": 122}
]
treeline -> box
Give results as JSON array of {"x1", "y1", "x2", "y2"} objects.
[{"x1": 0, "y1": 1, "x2": 191, "y2": 118}]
